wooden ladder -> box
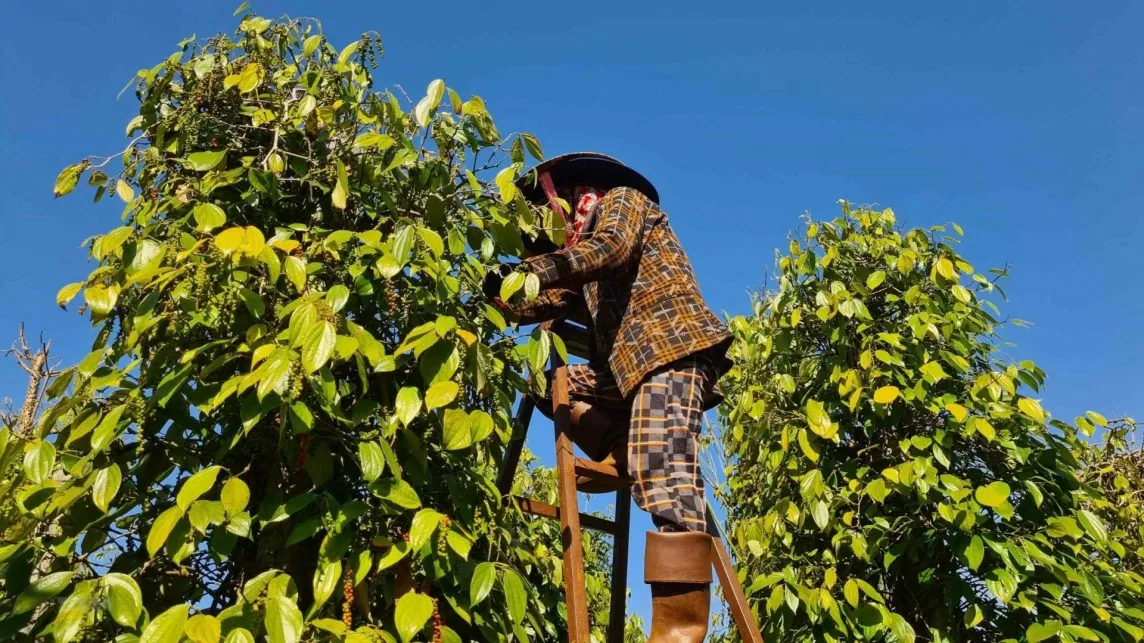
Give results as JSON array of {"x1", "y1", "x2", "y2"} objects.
[{"x1": 495, "y1": 319, "x2": 764, "y2": 643}]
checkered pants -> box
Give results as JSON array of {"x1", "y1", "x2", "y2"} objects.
[{"x1": 537, "y1": 356, "x2": 715, "y2": 532}]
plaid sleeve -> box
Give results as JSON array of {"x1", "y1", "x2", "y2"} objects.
[
  {"x1": 523, "y1": 187, "x2": 647, "y2": 290},
  {"x1": 502, "y1": 288, "x2": 583, "y2": 324}
]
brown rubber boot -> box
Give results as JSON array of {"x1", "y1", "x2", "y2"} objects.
[
  {"x1": 645, "y1": 531, "x2": 712, "y2": 643},
  {"x1": 568, "y1": 402, "x2": 628, "y2": 493}
]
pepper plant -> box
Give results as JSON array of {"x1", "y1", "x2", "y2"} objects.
[
  {"x1": 0, "y1": 6, "x2": 606, "y2": 642},
  {"x1": 717, "y1": 203, "x2": 1144, "y2": 641}
]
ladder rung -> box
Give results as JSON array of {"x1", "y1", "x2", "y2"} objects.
[
  {"x1": 573, "y1": 458, "x2": 630, "y2": 492},
  {"x1": 512, "y1": 496, "x2": 619, "y2": 535}
]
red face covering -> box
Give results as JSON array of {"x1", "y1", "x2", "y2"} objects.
[{"x1": 539, "y1": 172, "x2": 603, "y2": 247}]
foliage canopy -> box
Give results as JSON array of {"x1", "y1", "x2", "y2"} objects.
[
  {"x1": 718, "y1": 203, "x2": 1144, "y2": 642},
  {"x1": 1, "y1": 7, "x2": 617, "y2": 643}
]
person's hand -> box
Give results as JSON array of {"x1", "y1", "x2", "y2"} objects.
[{"x1": 482, "y1": 263, "x2": 516, "y2": 301}]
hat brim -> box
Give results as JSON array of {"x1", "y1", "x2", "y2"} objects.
[{"x1": 515, "y1": 153, "x2": 660, "y2": 205}]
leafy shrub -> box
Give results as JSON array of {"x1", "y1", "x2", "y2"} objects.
[{"x1": 718, "y1": 203, "x2": 1144, "y2": 642}]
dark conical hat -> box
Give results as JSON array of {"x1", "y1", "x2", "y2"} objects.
[{"x1": 515, "y1": 152, "x2": 660, "y2": 204}]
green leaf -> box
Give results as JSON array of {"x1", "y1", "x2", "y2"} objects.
[
  {"x1": 425, "y1": 380, "x2": 459, "y2": 410},
  {"x1": 220, "y1": 477, "x2": 250, "y2": 516},
  {"x1": 873, "y1": 385, "x2": 900, "y2": 404},
  {"x1": 358, "y1": 441, "x2": 385, "y2": 482},
  {"x1": 14, "y1": 571, "x2": 74, "y2": 614},
  {"x1": 92, "y1": 464, "x2": 122, "y2": 513},
  {"x1": 54, "y1": 582, "x2": 94, "y2": 643},
  {"x1": 116, "y1": 179, "x2": 135, "y2": 202},
  {"x1": 303, "y1": 34, "x2": 322, "y2": 56},
  {"x1": 414, "y1": 96, "x2": 433, "y2": 128},
  {"x1": 1086, "y1": 410, "x2": 1108, "y2": 427},
  {"x1": 395, "y1": 591, "x2": 434, "y2": 642},
  {"x1": 442, "y1": 408, "x2": 472, "y2": 450},
  {"x1": 446, "y1": 530, "x2": 472, "y2": 560},
  {"x1": 866, "y1": 270, "x2": 886, "y2": 289},
  {"x1": 331, "y1": 159, "x2": 348, "y2": 210},
  {"x1": 56, "y1": 282, "x2": 84, "y2": 308},
  {"x1": 1017, "y1": 397, "x2": 1046, "y2": 423},
  {"x1": 312, "y1": 560, "x2": 341, "y2": 612},
  {"x1": 177, "y1": 466, "x2": 222, "y2": 510},
  {"x1": 984, "y1": 568, "x2": 1017, "y2": 604},
  {"x1": 185, "y1": 614, "x2": 222, "y2": 643},
  {"x1": 326, "y1": 284, "x2": 351, "y2": 312},
  {"x1": 1027, "y1": 621, "x2": 1062, "y2": 642},
  {"x1": 935, "y1": 257, "x2": 956, "y2": 280},
  {"x1": 417, "y1": 227, "x2": 444, "y2": 257},
  {"x1": 887, "y1": 613, "x2": 916, "y2": 643},
  {"x1": 810, "y1": 499, "x2": 829, "y2": 531},
  {"x1": 427, "y1": 79, "x2": 445, "y2": 109},
  {"x1": 23, "y1": 440, "x2": 55, "y2": 484},
  {"x1": 501, "y1": 271, "x2": 526, "y2": 300},
  {"x1": 193, "y1": 203, "x2": 227, "y2": 231},
  {"x1": 865, "y1": 479, "x2": 889, "y2": 503},
  {"x1": 371, "y1": 478, "x2": 421, "y2": 509},
  {"x1": 963, "y1": 536, "x2": 984, "y2": 571},
  {"x1": 147, "y1": 506, "x2": 185, "y2": 557},
  {"x1": 843, "y1": 579, "x2": 859, "y2": 607},
  {"x1": 470, "y1": 562, "x2": 496, "y2": 607},
  {"x1": 265, "y1": 597, "x2": 304, "y2": 643},
  {"x1": 1077, "y1": 509, "x2": 1108, "y2": 544},
  {"x1": 1062, "y1": 625, "x2": 1100, "y2": 641},
  {"x1": 188, "y1": 150, "x2": 226, "y2": 171},
  {"x1": 55, "y1": 163, "x2": 85, "y2": 198},
  {"x1": 140, "y1": 604, "x2": 190, "y2": 643},
  {"x1": 522, "y1": 133, "x2": 544, "y2": 160},
  {"x1": 470, "y1": 410, "x2": 495, "y2": 443},
  {"x1": 395, "y1": 386, "x2": 421, "y2": 426},
  {"x1": 284, "y1": 256, "x2": 306, "y2": 291},
  {"x1": 409, "y1": 508, "x2": 443, "y2": 550},
  {"x1": 302, "y1": 321, "x2": 336, "y2": 373},
  {"x1": 974, "y1": 481, "x2": 1010, "y2": 508},
  {"x1": 502, "y1": 568, "x2": 527, "y2": 625},
  {"x1": 102, "y1": 572, "x2": 143, "y2": 628}
]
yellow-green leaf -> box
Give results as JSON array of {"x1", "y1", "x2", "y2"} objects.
[
  {"x1": 935, "y1": 257, "x2": 956, "y2": 280},
  {"x1": 92, "y1": 464, "x2": 122, "y2": 513},
  {"x1": 220, "y1": 477, "x2": 250, "y2": 516},
  {"x1": 974, "y1": 481, "x2": 1010, "y2": 508},
  {"x1": 284, "y1": 256, "x2": 306, "y2": 292},
  {"x1": 264, "y1": 597, "x2": 304, "y2": 643},
  {"x1": 116, "y1": 179, "x2": 135, "y2": 203},
  {"x1": 974, "y1": 417, "x2": 996, "y2": 442},
  {"x1": 103, "y1": 573, "x2": 143, "y2": 628},
  {"x1": 866, "y1": 270, "x2": 886, "y2": 289},
  {"x1": 214, "y1": 227, "x2": 246, "y2": 253},
  {"x1": 185, "y1": 614, "x2": 222, "y2": 643},
  {"x1": 395, "y1": 591, "x2": 434, "y2": 643},
  {"x1": 1017, "y1": 397, "x2": 1046, "y2": 423},
  {"x1": 177, "y1": 466, "x2": 222, "y2": 510},
  {"x1": 396, "y1": 387, "x2": 421, "y2": 427},
  {"x1": 193, "y1": 203, "x2": 227, "y2": 231},
  {"x1": 945, "y1": 403, "x2": 968, "y2": 423},
  {"x1": 873, "y1": 386, "x2": 900, "y2": 404},
  {"x1": 798, "y1": 429, "x2": 819, "y2": 463},
  {"x1": 146, "y1": 510, "x2": 182, "y2": 557},
  {"x1": 54, "y1": 163, "x2": 85, "y2": 198},
  {"x1": 56, "y1": 282, "x2": 84, "y2": 308},
  {"x1": 425, "y1": 380, "x2": 459, "y2": 410},
  {"x1": 140, "y1": 604, "x2": 189, "y2": 643}
]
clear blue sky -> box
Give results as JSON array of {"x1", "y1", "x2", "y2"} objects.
[{"x1": 2, "y1": 0, "x2": 1142, "y2": 633}]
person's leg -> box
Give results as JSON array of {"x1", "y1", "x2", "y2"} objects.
[
  {"x1": 533, "y1": 363, "x2": 630, "y2": 464},
  {"x1": 627, "y1": 357, "x2": 716, "y2": 643}
]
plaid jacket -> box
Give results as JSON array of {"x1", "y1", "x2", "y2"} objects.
[{"x1": 512, "y1": 187, "x2": 731, "y2": 398}]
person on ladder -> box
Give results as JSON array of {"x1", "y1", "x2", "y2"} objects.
[{"x1": 483, "y1": 153, "x2": 732, "y2": 642}]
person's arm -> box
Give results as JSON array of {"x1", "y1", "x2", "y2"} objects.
[
  {"x1": 523, "y1": 187, "x2": 649, "y2": 291},
  {"x1": 499, "y1": 288, "x2": 585, "y2": 325}
]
